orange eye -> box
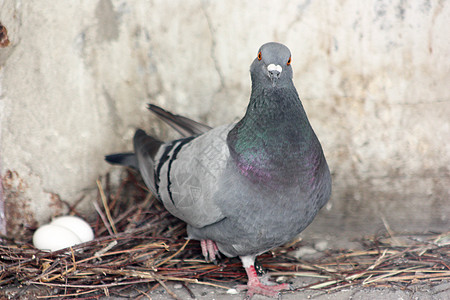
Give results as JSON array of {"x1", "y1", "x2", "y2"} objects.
[
  {"x1": 258, "y1": 51, "x2": 262, "y2": 61},
  {"x1": 287, "y1": 56, "x2": 291, "y2": 66}
]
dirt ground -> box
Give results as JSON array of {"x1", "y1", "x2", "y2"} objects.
[
  {"x1": 2, "y1": 279, "x2": 448, "y2": 299},
  {"x1": 119, "y1": 279, "x2": 449, "y2": 300}
]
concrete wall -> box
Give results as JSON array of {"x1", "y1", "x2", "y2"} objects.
[{"x1": 1, "y1": 0, "x2": 449, "y2": 237}]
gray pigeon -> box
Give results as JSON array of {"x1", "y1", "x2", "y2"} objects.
[{"x1": 106, "y1": 42, "x2": 332, "y2": 298}]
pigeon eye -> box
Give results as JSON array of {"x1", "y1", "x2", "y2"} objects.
[
  {"x1": 258, "y1": 51, "x2": 262, "y2": 61},
  {"x1": 287, "y1": 57, "x2": 291, "y2": 66}
]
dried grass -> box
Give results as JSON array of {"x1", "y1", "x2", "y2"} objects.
[{"x1": 1, "y1": 171, "x2": 449, "y2": 298}]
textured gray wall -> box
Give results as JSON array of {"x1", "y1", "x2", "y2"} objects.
[{"x1": 1, "y1": 0, "x2": 449, "y2": 237}]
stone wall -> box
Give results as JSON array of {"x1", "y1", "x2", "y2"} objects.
[{"x1": 1, "y1": 0, "x2": 449, "y2": 237}]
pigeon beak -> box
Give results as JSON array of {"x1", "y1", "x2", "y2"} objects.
[{"x1": 267, "y1": 64, "x2": 282, "y2": 85}]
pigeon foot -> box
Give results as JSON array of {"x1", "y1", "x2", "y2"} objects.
[
  {"x1": 237, "y1": 264, "x2": 291, "y2": 299},
  {"x1": 200, "y1": 239, "x2": 220, "y2": 262},
  {"x1": 237, "y1": 281, "x2": 290, "y2": 298}
]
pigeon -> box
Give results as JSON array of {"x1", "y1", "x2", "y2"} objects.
[{"x1": 106, "y1": 42, "x2": 332, "y2": 298}]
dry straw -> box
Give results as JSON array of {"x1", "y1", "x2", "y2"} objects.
[{"x1": 1, "y1": 171, "x2": 449, "y2": 298}]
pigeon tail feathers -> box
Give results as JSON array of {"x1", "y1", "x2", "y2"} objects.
[
  {"x1": 133, "y1": 129, "x2": 164, "y2": 196},
  {"x1": 104, "y1": 153, "x2": 138, "y2": 169}
]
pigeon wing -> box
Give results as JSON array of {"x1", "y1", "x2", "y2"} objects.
[{"x1": 141, "y1": 124, "x2": 233, "y2": 228}]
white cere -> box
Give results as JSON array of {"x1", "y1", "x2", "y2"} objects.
[{"x1": 267, "y1": 64, "x2": 282, "y2": 73}]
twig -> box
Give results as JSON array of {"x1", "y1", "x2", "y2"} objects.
[
  {"x1": 93, "y1": 201, "x2": 113, "y2": 236},
  {"x1": 35, "y1": 288, "x2": 99, "y2": 298},
  {"x1": 97, "y1": 179, "x2": 117, "y2": 234},
  {"x1": 368, "y1": 249, "x2": 388, "y2": 270},
  {"x1": 381, "y1": 215, "x2": 402, "y2": 246},
  {"x1": 155, "y1": 239, "x2": 190, "y2": 268},
  {"x1": 94, "y1": 240, "x2": 118, "y2": 258},
  {"x1": 155, "y1": 277, "x2": 179, "y2": 300},
  {"x1": 182, "y1": 282, "x2": 196, "y2": 299}
]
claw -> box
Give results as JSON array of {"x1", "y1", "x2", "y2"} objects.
[{"x1": 200, "y1": 239, "x2": 220, "y2": 262}]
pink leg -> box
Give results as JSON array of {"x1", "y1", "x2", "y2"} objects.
[
  {"x1": 200, "y1": 239, "x2": 220, "y2": 262},
  {"x1": 237, "y1": 255, "x2": 291, "y2": 298}
]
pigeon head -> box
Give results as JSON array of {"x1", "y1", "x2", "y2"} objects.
[{"x1": 250, "y1": 42, "x2": 293, "y2": 88}]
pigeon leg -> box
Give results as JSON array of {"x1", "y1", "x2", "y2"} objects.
[
  {"x1": 200, "y1": 239, "x2": 220, "y2": 262},
  {"x1": 236, "y1": 255, "x2": 291, "y2": 298}
]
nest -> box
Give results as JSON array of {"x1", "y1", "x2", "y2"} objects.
[{"x1": 1, "y1": 171, "x2": 449, "y2": 299}]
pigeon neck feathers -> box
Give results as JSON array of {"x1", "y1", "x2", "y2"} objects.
[
  {"x1": 227, "y1": 87, "x2": 321, "y2": 187},
  {"x1": 227, "y1": 43, "x2": 323, "y2": 188}
]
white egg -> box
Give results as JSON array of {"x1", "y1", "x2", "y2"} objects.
[
  {"x1": 33, "y1": 224, "x2": 82, "y2": 252},
  {"x1": 51, "y1": 216, "x2": 94, "y2": 243}
]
